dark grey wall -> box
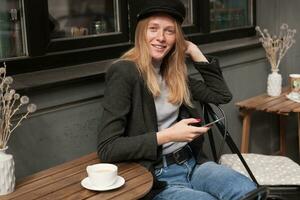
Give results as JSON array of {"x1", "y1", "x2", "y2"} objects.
[
  {"x1": 9, "y1": 80, "x2": 105, "y2": 178},
  {"x1": 256, "y1": 0, "x2": 300, "y2": 160},
  {"x1": 7, "y1": 0, "x2": 300, "y2": 179}
]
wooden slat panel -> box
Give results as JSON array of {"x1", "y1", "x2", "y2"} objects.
[
  {"x1": 40, "y1": 182, "x2": 87, "y2": 200},
  {"x1": 254, "y1": 90, "x2": 290, "y2": 110},
  {"x1": 18, "y1": 152, "x2": 98, "y2": 186},
  {"x1": 293, "y1": 106, "x2": 300, "y2": 112},
  {"x1": 38, "y1": 163, "x2": 142, "y2": 200},
  {"x1": 6, "y1": 163, "x2": 142, "y2": 200},
  {"x1": 254, "y1": 95, "x2": 286, "y2": 111},
  {"x1": 279, "y1": 102, "x2": 300, "y2": 113},
  {"x1": 110, "y1": 181, "x2": 153, "y2": 200},
  {"x1": 0, "y1": 157, "x2": 138, "y2": 200},
  {"x1": 86, "y1": 173, "x2": 152, "y2": 200},
  {"x1": 14, "y1": 170, "x2": 87, "y2": 200},
  {"x1": 236, "y1": 94, "x2": 270, "y2": 109},
  {"x1": 236, "y1": 88, "x2": 290, "y2": 110},
  {"x1": 266, "y1": 99, "x2": 295, "y2": 113},
  {"x1": 63, "y1": 164, "x2": 152, "y2": 200},
  {"x1": 0, "y1": 157, "x2": 99, "y2": 200}
]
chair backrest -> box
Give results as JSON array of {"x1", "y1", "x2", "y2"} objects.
[
  {"x1": 241, "y1": 186, "x2": 269, "y2": 200},
  {"x1": 202, "y1": 103, "x2": 259, "y2": 186}
]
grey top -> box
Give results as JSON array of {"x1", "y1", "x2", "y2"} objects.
[{"x1": 153, "y1": 65, "x2": 187, "y2": 155}]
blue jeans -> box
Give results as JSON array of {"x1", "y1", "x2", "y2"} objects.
[{"x1": 153, "y1": 157, "x2": 256, "y2": 200}]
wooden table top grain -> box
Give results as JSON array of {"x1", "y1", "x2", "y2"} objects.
[
  {"x1": 0, "y1": 152, "x2": 153, "y2": 200},
  {"x1": 236, "y1": 88, "x2": 300, "y2": 115}
]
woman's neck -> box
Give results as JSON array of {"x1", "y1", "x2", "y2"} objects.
[
  {"x1": 153, "y1": 60, "x2": 162, "y2": 75},
  {"x1": 152, "y1": 60, "x2": 162, "y2": 69}
]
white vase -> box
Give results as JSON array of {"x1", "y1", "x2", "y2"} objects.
[
  {"x1": 0, "y1": 146, "x2": 15, "y2": 196},
  {"x1": 267, "y1": 71, "x2": 282, "y2": 96}
]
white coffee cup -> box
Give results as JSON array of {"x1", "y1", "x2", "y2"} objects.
[
  {"x1": 290, "y1": 74, "x2": 300, "y2": 93},
  {"x1": 86, "y1": 163, "x2": 118, "y2": 188}
]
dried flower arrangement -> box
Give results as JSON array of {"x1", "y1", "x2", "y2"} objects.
[
  {"x1": 0, "y1": 63, "x2": 37, "y2": 149},
  {"x1": 256, "y1": 24, "x2": 296, "y2": 72}
]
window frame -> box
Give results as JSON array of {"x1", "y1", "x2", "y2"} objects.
[
  {"x1": 3, "y1": 0, "x2": 256, "y2": 74},
  {"x1": 183, "y1": 0, "x2": 256, "y2": 44},
  {"x1": 24, "y1": 0, "x2": 130, "y2": 55}
]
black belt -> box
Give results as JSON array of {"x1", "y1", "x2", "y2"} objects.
[{"x1": 155, "y1": 145, "x2": 192, "y2": 169}]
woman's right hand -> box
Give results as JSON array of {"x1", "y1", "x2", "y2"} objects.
[
  {"x1": 185, "y1": 40, "x2": 208, "y2": 63},
  {"x1": 156, "y1": 118, "x2": 210, "y2": 145}
]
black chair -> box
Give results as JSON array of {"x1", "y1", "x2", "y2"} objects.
[
  {"x1": 202, "y1": 103, "x2": 300, "y2": 200},
  {"x1": 242, "y1": 187, "x2": 269, "y2": 200}
]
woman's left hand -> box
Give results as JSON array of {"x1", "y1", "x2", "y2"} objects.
[{"x1": 185, "y1": 40, "x2": 208, "y2": 62}]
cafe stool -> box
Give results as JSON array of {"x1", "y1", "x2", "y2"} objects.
[{"x1": 219, "y1": 153, "x2": 300, "y2": 185}]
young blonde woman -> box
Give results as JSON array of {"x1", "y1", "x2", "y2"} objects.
[{"x1": 97, "y1": 0, "x2": 256, "y2": 199}]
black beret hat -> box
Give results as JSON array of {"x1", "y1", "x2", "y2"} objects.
[{"x1": 136, "y1": 0, "x2": 186, "y2": 23}]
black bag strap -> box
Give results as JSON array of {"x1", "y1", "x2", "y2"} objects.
[
  {"x1": 203, "y1": 103, "x2": 260, "y2": 186},
  {"x1": 203, "y1": 105, "x2": 218, "y2": 162}
]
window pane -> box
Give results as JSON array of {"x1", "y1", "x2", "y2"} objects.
[
  {"x1": 180, "y1": 0, "x2": 193, "y2": 26},
  {"x1": 48, "y1": 0, "x2": 120, "y2": 40},
  {"x1": 0, "y1": 0, "x2": 27, "y2": 59},
  {"x1": 210, "y1": 0, "x2": 252, "y2": 31}
]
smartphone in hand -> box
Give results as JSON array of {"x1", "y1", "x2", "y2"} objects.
[{"x1": 202, "y1": 117, "x2": 224, "y2": 127}]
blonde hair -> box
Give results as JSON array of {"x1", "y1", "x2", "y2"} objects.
[{"x1": 121, "y1": 17, "x2": 192, "y2": 106}]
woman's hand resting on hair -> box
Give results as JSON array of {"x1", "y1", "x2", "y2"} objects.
[
  {"x1": 156, "y1": 118, "x2": 210, "y2": 145},
  {"x1": 185, "y1": 40, "x2": 208, "y2": 63}
]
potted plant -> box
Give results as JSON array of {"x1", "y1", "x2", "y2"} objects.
[
  {"x1": 256, "y1": 24, "x2": 296, "y2": 96},
  {"x1": 0, "y1": 62, "x2": 37, "y2": 195}
]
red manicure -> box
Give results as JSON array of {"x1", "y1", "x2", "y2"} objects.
[{"x1": 195, "y1": 118, "x2": 202, "y2": 122}]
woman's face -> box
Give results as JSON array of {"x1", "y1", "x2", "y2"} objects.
[{"x1": 146, "y1": 14, "x2": 176, "y2": 63}]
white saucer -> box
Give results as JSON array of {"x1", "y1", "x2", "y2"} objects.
[
  {"x1": 286, "y1": 93, "x2": 300, "y2": 103},
  {"x1": 81, "y1": 176, "x2": 125, "y2": 191}
]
